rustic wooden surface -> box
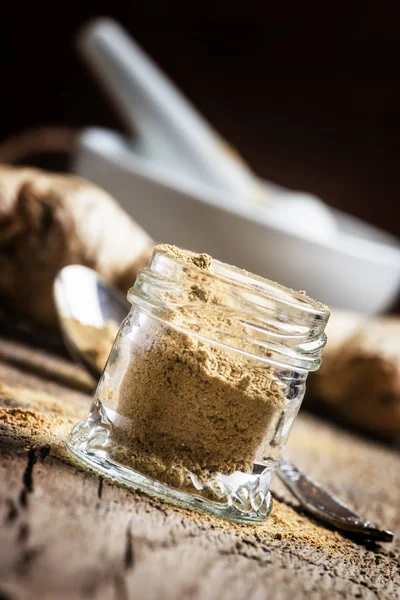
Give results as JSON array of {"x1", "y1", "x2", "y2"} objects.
[{"x1": 0, "y1": 335, "x2": 399, "y2": 600}]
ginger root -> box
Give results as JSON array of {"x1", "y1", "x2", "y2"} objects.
[
  {"x1": 0, "y1": 165, "x2": 154, "y2": 327},
  {"x1": 308, "y1": 310, "x2": 400, "y2": 437}
]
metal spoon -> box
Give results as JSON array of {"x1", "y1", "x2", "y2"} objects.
[{"x1": 54, "y1": 265, "x2": 393, "y2": 542}]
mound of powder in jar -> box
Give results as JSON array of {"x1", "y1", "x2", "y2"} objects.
[{"x1": 109, "y1": 245, "x2": 286, "y2": 490}]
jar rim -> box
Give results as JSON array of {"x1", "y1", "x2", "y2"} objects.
[
  {"x1": 211, "y1": 258, "x2": 329, "y2": 318},
  {"x1": 128, "y1": 246, "x2": 330, "y2": 373},
  {"x1": 148, "y1": 246, "x2": 329, "y2": 320}
]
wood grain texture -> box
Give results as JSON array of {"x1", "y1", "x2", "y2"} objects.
[{"x1": 0, "y1": 337, "x2": 399, "y2": 600}]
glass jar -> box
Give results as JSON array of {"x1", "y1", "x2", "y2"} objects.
[{"x1": 68, "y1": 246, "x2": 329, "y2": 523}]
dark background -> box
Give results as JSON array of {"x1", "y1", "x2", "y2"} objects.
[{"x1": 1, "y1": 3, "x2": 400, "y2": 239}]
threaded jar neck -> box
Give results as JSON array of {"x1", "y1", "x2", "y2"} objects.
[{"x1": 127, "y1": 246, "x2": 330, "y2": 373}]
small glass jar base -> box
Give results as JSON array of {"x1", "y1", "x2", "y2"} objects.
[{"x1": 67, "y1": 421, "x2": 273, "y2": 525}]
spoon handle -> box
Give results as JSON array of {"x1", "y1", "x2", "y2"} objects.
[{"x1": 277, "y1": 457, "x2": 393, "y2": 542}]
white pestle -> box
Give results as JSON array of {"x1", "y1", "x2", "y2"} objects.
[{"x1": 77, "y1": 18, "x2": 337, "y2": 241}]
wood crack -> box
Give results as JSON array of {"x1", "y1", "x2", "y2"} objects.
[
  {"x1": 97, "y1": 478, "x2": 103, "y2": 501},
  {"x1": 19, "y1": 448, "x2": 36, "y2": 508},
  {"x1": 16, "y1": 547, "x2": 41, "y2": 576},
  {"x1": 4, "y1": 499, "x2": 18, "y2": 524},
  {"x1": 17, "y1": 523, "x2": 29, "y2": 543},
  {"x1": 124, "y1": 525, "x2": 134, "y2": 570},
  {"x1": 38, "y1": 445, "x2": 51, "y2": 462}
]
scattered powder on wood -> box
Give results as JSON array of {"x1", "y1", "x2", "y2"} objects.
[
  {"x1": 0, "y1": 380, "x2": 87, "y2": 462},
  {"x1": 111, "y1": 244, "x2": 285, "y2": 489},
  {"x1": 0, "y1": 377, "x2": 354, "y2": 554},
  {"x1": 0, "y1": 407, "x2": 54, "y2": 434},
  {"x1": 183, "y1": 500, "x2": 353, "y2": 555}
]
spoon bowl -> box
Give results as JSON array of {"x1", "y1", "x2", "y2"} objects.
[{"x1": 53, "y1": 264, "x2": 129, "y2": 379}]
